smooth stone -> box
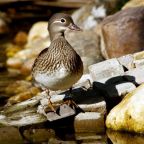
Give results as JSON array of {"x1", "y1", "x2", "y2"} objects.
[
  {"x1": 133, "y1": 51, "x2": 144, "y2": 60},
  {"x1": 6, "y1": 87, "x2": 40, "y2": 105},
  {"x1": 106, "y1": 84, "x2": 144, "y2": 133},
  {"x1": 7, "y1": 57, "x2": 23, "y2": 69},
  {"x1": 125, "y1": 66, "x2": 144, "y2": 84},
  {"x1": 24, "y1": 128, "x2": 55, "y2": 143},
  {"x1": 117, "y1": 54, "x2": 134, "y2": 70},
  {"x1": 13, "y1": 31, "x2": 27, "y2": 46},
  {"x1": 133, "y1": 51, "x2": 144, "y2": 67},
  {"x1": 89, "y1": 58, "x2": 124, "y2": 82},
  {"x1": 74, "y1": 112, "x2": 105, "y2": 133},
  {"x1": 134, "y1": 59, "x2": 144, "y2": 68},
  {"x1": 5, "y1": 80, "x2": 32, "y2": 96},
  {"x1": 0, "y1": 127, "x2": 23, "y2": 143},
  {"x1": 100, "y1": 7, "x2": 144, "y2": 58},
  {"x1": 3, "y1": 93, "x2": 44, "y2": 114},
  {"x1": 122, "y1": 0, "x2": 144, "y2": 9},
  {"x1": 0, "y1": 108, "x2": 46, "y2": 127},
  {"x1": 71, "y1": 3, "x2": 106, "y2": 30},
  {"x1": 105, "y1": 82, "x2": 136, "y2": 97},
  {"x1": 27, "y1": 21, "x2": 49, "y2": 43}
]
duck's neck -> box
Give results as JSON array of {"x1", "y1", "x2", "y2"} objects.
[{"x1": 49, "y1": 31, "x2": 64, "y2": 41}]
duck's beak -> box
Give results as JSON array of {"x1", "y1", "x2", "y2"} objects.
[{"x1": 68, "y1": 23, "x2": 82, "y2": 31}]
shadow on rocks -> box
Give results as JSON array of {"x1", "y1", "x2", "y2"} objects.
[{"x1": 93, "y1": 75, "x2": 138, "y2": 113}]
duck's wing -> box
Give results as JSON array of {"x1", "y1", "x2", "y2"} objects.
[{"x1": 31, "y1": 47, "x2": 48, "y2": 73}]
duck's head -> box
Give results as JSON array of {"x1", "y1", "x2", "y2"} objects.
[{"x1": 48, "y1": 13, "x2": 81, "y2": 40}]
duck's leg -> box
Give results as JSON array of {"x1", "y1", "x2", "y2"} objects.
[
  {"x1": 45, "y1": 89, "x2": 56, "y2": 112},
  {"x1": 63, "y1": 87, "x2": 79, "y2": 109}
]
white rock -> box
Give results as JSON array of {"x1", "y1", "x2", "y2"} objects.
[
  {"x1": 125, "y1": 66, "x2": 144, "y2": 84},
  {"x1": 27, "y1": 21, "x2": 49, "y2": 42},
  {"x1": 106, "y1": 82, "x2": 136, "y2": 97},
  {"x1": 89, "y1": 58, "x2": 124, "y2": 82}
]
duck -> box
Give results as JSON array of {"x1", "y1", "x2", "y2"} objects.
[{"x1": 32, "y1": 13, "x2": 83, "y2": 112}]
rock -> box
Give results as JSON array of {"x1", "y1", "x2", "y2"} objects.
[
  {"x1": 72, "y1": 3, "x2": 106, "y2": 30},
  {"x1": 24, "y1": 128, "x2": 55, "y2": 143},
  {"x1": 89, "y1": 58, "x2": 124, "y2": 82},
  {"x1": 133, "y1": 51, "x2": 144, "y2": 67},
  {"x1": 107, "y1": 129, "x2": 144, "y2": 144},
  {"x1": 6, "y1": 57, "x2": 23, "y2": 69},
  {"x1": 74, "y1": 112, "x2": 105, "y2": 133},
  {"x1": 27, "y1": 21, "x2": 49, "y2": 43},
  {"x1": 13, "y1": 31, "x2": 27, "y2": 46},
  {"x1": 122, "y1": 0, "x2": 144, "y2": 9},
  {"x1": 5, "y1": 80, "x2": 40, "y2": 105},
  {"x1": 100, "y1": 7, "x2": 144, "y2": 59},
  {"x1": 106, "y1": 84, "x2": 144, "y2": 133},
  {"x1": 105, "y1": 82, "x2": 136, "y2": 97},
  {"x1": 0, "y1": 127, "x2": 23, "y2": 143},
  {"x1": 6, "y1": 44, "x2": 22, "y2": 58},
  {"x1": 7, "y1": 87, "x2": 40, "y2": 105},
  {"x1": 5, "y1": 80, "x2": 34, "y2": 96},
  {"x1": 125, "y1": 66, "x2": 144, "y2": 85},
  {"x1": 118, "y1": 54, "x2": 134, "y2": 70}
]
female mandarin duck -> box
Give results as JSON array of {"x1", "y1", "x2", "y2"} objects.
[{"x1": 32, "y1": 13, "x2": 83, "y2": 112}]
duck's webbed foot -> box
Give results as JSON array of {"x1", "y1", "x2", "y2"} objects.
[{"x1": 63, "y1": 88, "x2": 79, "y2": 110}]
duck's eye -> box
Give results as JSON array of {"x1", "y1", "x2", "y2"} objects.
[{"x1": 61, "y1": 18, "x2": 66, "y2": 23}]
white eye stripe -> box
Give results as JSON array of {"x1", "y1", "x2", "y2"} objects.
[{"x1": 53, "y1": 20, "x2": 62, "y2": 24}]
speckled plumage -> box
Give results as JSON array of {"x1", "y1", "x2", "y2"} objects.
[{"x1": 32, "y1": 13, "x2": 83, "y2": 91}]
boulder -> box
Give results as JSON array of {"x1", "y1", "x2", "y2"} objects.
[
  {"x1": 106, "y1": 84, "x2": 144, "y2": 133},
  {"x1": 100, "y1": 7, "x2": 144, "y2": 59},
  {"x1": 122, "y1": 0, "x2": 144, "y2": 9}
]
